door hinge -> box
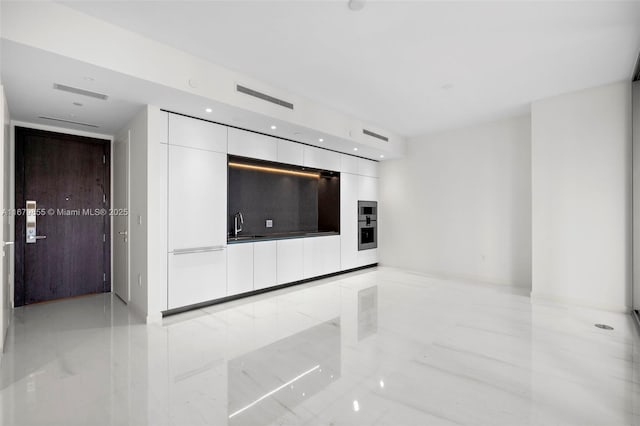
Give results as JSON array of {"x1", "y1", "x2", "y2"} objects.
[
  {"x1": 103, "y1": 154, "x2": 106, "y2": 164},
  {"x1": 103, "y1": 272, "x2": 106, "y2": 282}
]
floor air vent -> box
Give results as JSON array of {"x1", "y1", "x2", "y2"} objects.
[
  {"x1": 363, "y1": 129, "x2": 389, "y2": 142},
  {"x1": 39, "y1": 116, "x2": 100, "y2": 128},
  {"x1": 236, "y1": 84, "x2": 294, "y2": 110},
  {"x1": 53, "y1": 83, "x2": 109, "y2": 101}
]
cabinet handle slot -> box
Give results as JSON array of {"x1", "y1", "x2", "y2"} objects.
[{"x1": 172, "y1": 246, "x2": 225, "y2": 255}]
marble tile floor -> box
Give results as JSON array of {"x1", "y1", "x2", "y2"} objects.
[{"x1": 0, "y1": 267, "x2": 639, "y2": 426}]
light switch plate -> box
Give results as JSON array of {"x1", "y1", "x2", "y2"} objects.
[{"x1": 266, "y1": 219, "x2": 273, "y2": 228}]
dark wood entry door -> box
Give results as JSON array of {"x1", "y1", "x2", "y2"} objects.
[{"x1": 15, "y1": 127, "x2": 111, "y2": 306}]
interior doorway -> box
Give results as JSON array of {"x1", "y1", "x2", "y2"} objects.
[{"x1": 14, "y1": 127, "x2": 111, "y2": 306}]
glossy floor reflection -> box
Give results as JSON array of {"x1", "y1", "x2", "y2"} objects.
[{"x1": 1, "y1": 267, "x2": 639, "y2": 425}]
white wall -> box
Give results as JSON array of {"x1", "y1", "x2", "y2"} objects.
[
  {"x1": 379, "y1": 115, "x2": 532, "y2": 287},
  {"x1": 116, "y1": 107, "x2": 149, "y2": 319},
  {"x1": 115, "y1": 105, "x2": 167, "y2": 322},
  {"x1": 531, "y1": 81, "x2": 632, "y2": 312},
  {"x1": 632, "y1": 81, "x2": 640, "y2": 311},
  {"x1": 0, "y1": 85, "x2": 9, "y2": 356},
  {"x1": 146, "y1": 107, "x2": 167, "y2": 320}
]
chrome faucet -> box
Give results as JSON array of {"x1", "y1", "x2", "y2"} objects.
[{"x1": 234, "y1": 212, "x2": 244, "y2": 238}]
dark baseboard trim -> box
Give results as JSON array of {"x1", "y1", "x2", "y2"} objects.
[{"x1": 162, "y1": 263, "x2": 378, "y2": 317}]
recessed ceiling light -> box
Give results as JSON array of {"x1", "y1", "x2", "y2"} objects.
[
  {"x1": 379, "y1": 154, "x2": 384, "y2": 158},
  {"x1": 353, "y1": 147, "x2": 358, "y2": 151},
  {"x1": 205, "y1": 108, "x2": 212, "y2": 113},
  {"x1": 319, "y1": 138, "x2": 324, "y2": 142},
  {"x1": 353, "y1": 400, "x2": 360, "y2": 412},
  {"x1": 271, "y1": 125, "x2": 277, "y2": 130},
  {"x1": 348, "y1": 0, "x2": 366, "y2": 11}
]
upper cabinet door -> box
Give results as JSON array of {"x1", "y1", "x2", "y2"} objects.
[
  {"x1": 277, "y1": 140, "x2": 304, "y2": 166},
  {"x1": 168, "y1": 114, "x2": 227, "y2": 153},
  {"x1": 228, "y1": 128, "x2": 277, "y2": 161},
  {"x1": 303, "y1": 146, "x2": 341, "y2": 171},
  {"x1": 358, "y1": 175, "x2": 378, "y2": 202},
  {"x1": 357, "y1": 158, "x2": 379, "y2": 178},
  {"x1": 340, "y1": 154, "x2": 359, "y2": 175},
  {"x1": 168, "y1": 145, "x2": 227, "y2": 251}
]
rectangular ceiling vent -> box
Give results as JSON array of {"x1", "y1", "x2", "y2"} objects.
[
  {"x1": 362, "y1": 128, "x2": 389, "y2": 142},
  {"x1": 53, "y1": 83, "x2": 109, "y2": 101},
  {"x1": 236, "y1": 84, "x2": 294, "y2": 110},
  {"x1": 39, "y1": 116, "x2": 100, "y2": 128}
]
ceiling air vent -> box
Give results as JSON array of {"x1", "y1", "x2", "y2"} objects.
[
  {"x1": 53, "y1": 83, "x2": 109, "y2": 100},
  {"x1": 236, "y1": 84, "x2": 294, "y2": 110},
  {"x1": 39, "y1": 116, "x2": 100, "y2": 128},
  {"x1": 363, "y1": 128, "x2": 389, "y2": 142}
]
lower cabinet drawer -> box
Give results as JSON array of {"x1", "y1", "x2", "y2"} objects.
[
  {"x1": 254, "y1": 241, "x2": 277, "y2": 290},
  {"x1": 303, "y1": 236, "x2": 341, "y2": 279},
  {"x1": 227, "y1": 243, "x2": 254, "y2": 296},
  {"x1": 277, "y1": 239, "x2": 304, "y2": 284},
  {"x1": 168, "y1": 249, "x2": 227, "y2": 310}
]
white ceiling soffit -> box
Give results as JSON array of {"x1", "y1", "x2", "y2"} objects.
[
  {"x1": 61, "y1": 0, "x2": 640, "y2": 137},
  {"x1": 1, "y1": 40, "x2": 397, "y2": 160}
]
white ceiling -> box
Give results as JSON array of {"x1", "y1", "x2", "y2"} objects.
[{"x1": 59, "y1": 0, "x2": 640, "y2": 137}]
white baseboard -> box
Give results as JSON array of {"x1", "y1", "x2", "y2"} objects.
[
  {"x1": 146, "y1": 311, "x2": 163, "y2": 324},
  {"x1": 127, "y1": 302, "x2": 148, "y2": 323},
  {"x1": 382, "y1": 265, "x2": 532, "y2": 289},
  {"x1": 530, "y1": 291, "x2": 630, "y2": 314}
]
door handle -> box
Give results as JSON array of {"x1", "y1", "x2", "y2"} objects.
[
  {"x1": 3, "y1": 241, "x2": 14, "y2": 246},
  {"x1": 35, "y1": 236, "x2": 47, "y2": 240},
  {"x1": 118, "y1": 231, "x2": 128, "y2": 236}
]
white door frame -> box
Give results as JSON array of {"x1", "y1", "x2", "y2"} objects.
[{"x1": 113, "y1": 129, "x2": 130, "y2": 302}]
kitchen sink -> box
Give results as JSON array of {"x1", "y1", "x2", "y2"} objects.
[
  {"x1": 228, "y1": 231, "x2": 339, "y2": 243},
  {"x1": 227, "y1": 235, "x2": 256, "y2": 241}
]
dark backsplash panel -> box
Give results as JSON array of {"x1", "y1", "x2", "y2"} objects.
[
  {"x1": 228, "y1": 156, "x2": 340, "y2": 237},
  {"x1": 318, "y1": 176, "x2": 340, "y2": 232}
]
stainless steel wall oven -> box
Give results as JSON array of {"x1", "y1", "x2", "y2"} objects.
[{"x1": 358, "y1": 201, "x2": 377, "y2": 251}]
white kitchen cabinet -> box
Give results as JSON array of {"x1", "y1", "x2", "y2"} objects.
[
  {"x1": 303, "y1": 146, "x2": 341, "y2": 171},
  {"x1": 254, "y1": 241, "x2": 277, "y2": 290},
  {"x1": 168, "y1": 145, "x2": 227, "y2": 251},
  {"x1": 357, "y1": 248, "x2": 378, "y2": 267},
  {"x1": 357, "y1": 175, "x2": 378, "y2": 202},
  {"x1": 357, "y1": 158, "x2": 379, "y2": 178},
  {"x1": 277, "y1": 140, "x2": 304, "y2": 166},
  {"x1": 167, "y1": 249, "x2": 227, "y2": 309},
  {"x1": 228, "y1": 127, "x2": 278, "y2": 161},
  {"x1": 227, "y1": 243, "x2": 254, "y2": 296},
  {"x1": 357, "y1": 175, "x2": 379, "y2": 267},
  {"x1": 303, "y1": 236, "x2": 341, "y2": 279},
  {"x1": 157, "y1": 111, "x2": 169, "y2": 144},
  {"x1": 340, "y1": 173, "x2": 359, "y2": 271},
  {"x1": 167, "y1": 118, "x2": 228, "y2": 310},
  {"x1": 340, "y1": 154, "x2": 359, "y2": 175},
  {"x1": 277, "y1": 239, "x2": 304, "y2": 284},
  {"x1": 168, "y1": 113, "x2": 227, "y2": 153}
]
